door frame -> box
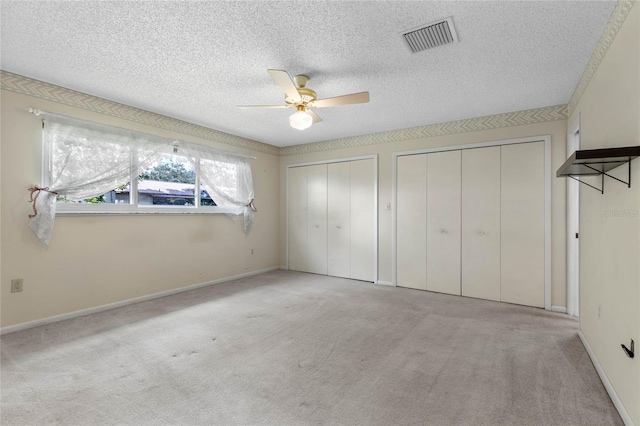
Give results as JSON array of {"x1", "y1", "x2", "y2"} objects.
[
  {"x1": 286, "y1": 155, "x2": 379, "y2": 283},
  {"x1": 567, "y1": 115, "x2": 581, "y2": 317},
  {"x1": 392, "y1": 135, "x2": 552, "y2": 310}
]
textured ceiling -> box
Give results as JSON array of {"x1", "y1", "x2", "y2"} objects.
[{"x1": 1, "y1": 1, "x2": 616, "y2": 147}]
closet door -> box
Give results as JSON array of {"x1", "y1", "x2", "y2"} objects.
[
  {"x1": 396, "y1": 154, "x2": 427, "y2": 290},
  {"x1": 462, "y1": 147, "x2": 501, "y2": 301},
  {"x1": 328, "y1": 162, "x2": 350, "y2": 278},
  {"x1": 350, "y1": 158, "x2": 375, "y2": 281},
  {"x1": 426, "y1": 151, "x2": 461, "y2": 295},
  {"x1": 288, "y1": 166, "x2": 308, "y2": 272},
  {"x1": 306, "y1": 164, "x2": 328, "y2": 275},
  {"x1": 501, "y1": 142, "x2": 545, "y2": 307}
]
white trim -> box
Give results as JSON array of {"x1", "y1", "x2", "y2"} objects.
[
  {"x1": 285, "y1": 164, "x2": 290, "y2": 270},
  {"x1": 578, "y1": 331, "x2": 633, "y2": 426},
  {"x1": 287, "y1": 155, "x2": 379, "y2": 168},
  {"x1": 285, "y1": 155, "x2": 379, "y2": 282},
  {"x1": 375, "y1": 280, "x2": 395, "y2": 286},
  {"x1": 0, "y1": 267, "x2": 279, "y2": 336},
  {"x1": 129, "y1": 148, "x2": 139, "y2": 206},
  {"x1": 551, "y1": 305, "x2": 568, "y2": 314},
  {"x1": 394, "y1": 135, "x2": 549, "y2": 157},
  {"x1": 392, "y1": 136, "x2": 552, "y2": 311},
  {"x1": 55, "y1": 206, "x2": 233, "y2": 215},
  {"x1": 391, "y1": 149, "x2": 398, "y2": 287},
  {"x1": 194, "y1": 159, "x2": 201, "y2": 209},
  {"x1": 567, "y1": 114, "x2": 581, "y2": 318},
  {"x1": 372, "y1": 157, "x2": 379, "y2": 283},
  {"x1": 544, "y1": 137, "x2": 551, "y2": 311}
]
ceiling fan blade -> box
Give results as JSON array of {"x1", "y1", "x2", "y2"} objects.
[
  {"x1": 237, "y1": 105, "x2": 291, "y2": 109},
  {"x1": 268, "y1": 69, "x2": 302, "y2": 104},
  {"x1": 307, "y1": 109, "x2": 323, "y2": 125},
  {"x1": 308, "y1": 91, "x2": 370, "y2": 108}
]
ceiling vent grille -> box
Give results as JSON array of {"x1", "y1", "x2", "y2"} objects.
[{"x1": 401, "y1": 17, "x2": 458, "y2": 54}]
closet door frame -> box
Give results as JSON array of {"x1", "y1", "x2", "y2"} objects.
[
  {"x1": 392, "y1": 135, "x2": 551, "y2": 310},
  {"x1": 286, "y1": 155, "x2": 379, "y2": 283}
]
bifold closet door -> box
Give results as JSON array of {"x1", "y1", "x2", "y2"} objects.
[
  {"x1": 462, "y1": 147, "x2": 501, "y2": 301},
  {"x1": 290, "y1": 159, "x2": 375, "y2": 281},
  {"x1": 350, "y1": 159, "x2": 375, "y2": 282},
  {"x1": 426, "y1": 151, "x2": 461, "y2": 295},
  {"x1": 288, "y1": 166, "x2": 308, "y2": 272},
  {"x1": 501, "y1": 142, "x2": 545, "y2": 307},
  {"x1": 397, "y1": 154, "x2": 427, "y2": 290},
  {"x1": 306, "y1": 164, "x2": 328, "y2": 275},
  {"x1": 328, "y1": 162, "x2": 350, "y2": 278}
]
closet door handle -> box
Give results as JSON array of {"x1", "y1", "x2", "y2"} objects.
[
  {"x1": 336, "y1": 225, "x2": 342, "y2": 229},
  {"x1": 440, "y1": 228, "x2": 448, "y2": 235},
  {"x1": 315, "y1": 224, "x2": 320, "y2": 228},
  {"x1": 477, "y1": 230, "x2": 486, "y2": 237}
]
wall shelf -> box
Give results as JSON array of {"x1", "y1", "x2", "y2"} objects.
[{"x1": 556, "y1": 146, "x2": 640, "y2": 194}]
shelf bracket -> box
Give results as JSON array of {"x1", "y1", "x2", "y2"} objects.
[
  {"x1": 556, "y1": 146, "x2": 639, "y2": 194},
  {"x1": 584, "y1": 163, "x2": 632, "y2": 188},
  {"x1": 622, "y1": 339, "x2": 634, "y2": 358},
  {"x1": 567, "y1": 160, "x2": 632, "y2": 194},
  {"x1": 568, "y1": 175, "x2": 604, "y2": 194}
]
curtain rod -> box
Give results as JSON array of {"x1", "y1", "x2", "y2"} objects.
[{"x1": 25, "y1": 108, "x2": 257, "y2": 160}]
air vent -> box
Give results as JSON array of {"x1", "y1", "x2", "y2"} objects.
[{"x1": 401, "y1": 17, "x2": 458, "y2": 54}]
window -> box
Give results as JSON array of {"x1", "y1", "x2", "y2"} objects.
[
  {"x1": 50, "y1": 150, "x2": 224, "y2": 213},
  {"x1": 41, "y1": 115, "x2": 251, "y2": 215},
  {"x1": 31, "y1": 113, "x2": 255, "y2": 246},
  {"x1": 138, "y1": 155, "x2": 196, "y2": 206},
  {"x1": 52, "y1": 153, "x2": 229, "y2": 212}
]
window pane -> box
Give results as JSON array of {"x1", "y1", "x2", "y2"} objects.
[
  {"x1": 56, "y1": 184, "x2": 130, "y2": 204},
  {"x1": 200, "y1": 158, "x2": 239, "y2": 200},
  {"x1": 200, "y1": 185, "x2": 217, "y2": 206},
  {"x1": 138, "y1": 154, "x2": 195, "y2": 206}
]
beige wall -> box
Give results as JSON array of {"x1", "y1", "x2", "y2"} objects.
[
  {"x1": 569, "y1": 3, "x2": 639, "y2": 423},
  {"x1": 279, "y1": 119, "x2": 568, "y2": 308},
  {"x1": 1, "y1": 90, "x2": 280, "y2": 328}
]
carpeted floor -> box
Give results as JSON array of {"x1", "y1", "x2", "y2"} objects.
[{"x1": 1, "y1": 270, "x2": 622, "y2": 425}]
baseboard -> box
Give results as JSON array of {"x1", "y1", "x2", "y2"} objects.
[
  {"x1": 578, "y1": 330, "x2": 633, "y2": 426},
  {"x1": 0, "y1": 266, "x2": 280, "y2": 336},
  {"x1": 551, "y1": 305, "x2": 567, "y2": 313},
  {"x1": 376, "y1": 280, "x2": 395, "y2": 286}
]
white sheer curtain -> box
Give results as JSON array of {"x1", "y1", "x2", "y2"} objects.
[
  {"x1": 180, "y1": 144, "x2": 256, "y2": 233},
  {"x1": 29, "y1": 113, "x2": 256, "y2": 247}
]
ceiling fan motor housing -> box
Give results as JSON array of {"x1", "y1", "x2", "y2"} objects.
[{"x1": 285, "y1": 75, "x2": 317, "y2": 105}]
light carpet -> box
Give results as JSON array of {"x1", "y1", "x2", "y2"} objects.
[{"x1": 1, "y1": 270, "x2": 622, "y2": 425}]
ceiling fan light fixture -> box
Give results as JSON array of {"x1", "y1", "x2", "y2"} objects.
[
  {"x1": 289, "y1": 106, "x2": 313, "y2": 130},
  {"x1": 239, "y1": 69, "x2": 368, "y2": 129}
]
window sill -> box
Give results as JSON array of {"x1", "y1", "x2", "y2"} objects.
[{"x1": 55, "y1": 206, "x2": 237, "y2": 215}]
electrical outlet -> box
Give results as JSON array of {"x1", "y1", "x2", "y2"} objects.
[{"x1": 11, "y1": 278, "x2": 23, "y2": 293}]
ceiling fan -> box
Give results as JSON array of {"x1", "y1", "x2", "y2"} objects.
[{"x1": 237, "y1": 69, "x2": 370, "y2": 130}]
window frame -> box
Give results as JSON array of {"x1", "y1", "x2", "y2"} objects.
[{"x1": 43, "y1": 137, "x2": 235, "y2": 215}]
